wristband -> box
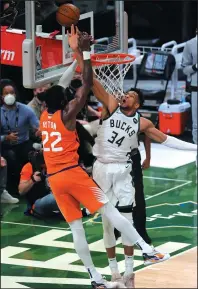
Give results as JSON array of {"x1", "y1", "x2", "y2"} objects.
[
  {"x1": 83, "y1": 51, "x2": 91, "y2": 60},
  {"x1": 31, "y1": 174, "x2": 36, "y2": 183}
]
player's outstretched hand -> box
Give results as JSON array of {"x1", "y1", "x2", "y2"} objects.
[
  {"x1": 67, "y1": 24, "x2": 79, "y2": 52},
  {"x1": 78, "y1": 31, "x2": 91, "y2": 52}
]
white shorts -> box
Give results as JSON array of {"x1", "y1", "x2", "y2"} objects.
[{"x1": 92, "y1": 160, "x2": 135, "y2": 207}]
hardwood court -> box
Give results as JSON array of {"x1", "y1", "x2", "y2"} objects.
[
  {"x1": 136, "y1": 247, "x2": 197, "y2": 288},
  {"x1": 1, "y1": 161, "x2": 197, "y2": 288}
]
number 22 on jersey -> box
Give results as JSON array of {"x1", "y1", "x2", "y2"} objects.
[{"x1": 42, "y1": 131, "x2": 63, "y2": 152}]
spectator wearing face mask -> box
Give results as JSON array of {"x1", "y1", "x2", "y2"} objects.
[
  {"x1": 28, "y1": 84, "x2": 51, "y2": 119},
  {"x1": 0, "y1": 79, "x2": 39, "y2": 192},
  {"x1": 0, "y1": 156, "x2": 19, "y2": 204}
]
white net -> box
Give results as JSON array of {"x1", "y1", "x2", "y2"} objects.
[{"x1": 92, "y1": 54, "x2": 134, "y2": 100}]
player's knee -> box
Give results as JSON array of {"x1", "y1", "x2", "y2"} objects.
[
  {"x1": 69, "y1": 219, "x2": 86, "y2": 243},
  {"x1": 121, "y1": 234, "x2": 133, "y2": 246},
  {"x1": 68, "y1": 219, "x2": 84, "y2": 232},
  {"x1": 103, "y1": 227, "x2": 116, "y2": 248},
  {"x1": 102, "y1": 215, "x2": 116, "y2": 248}
]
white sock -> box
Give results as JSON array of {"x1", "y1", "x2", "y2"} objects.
[
  {"x1": 124, "y1": 255, "x2": 134, "y2": 275},
  {"x1": 69, "y1": 219, "x2": 103, "y2": 283},
  {"x1": 108, "y1": 257, "x2": 119, "y2": 274},
  {"x1": 100, "y1": 202, "x2": 153, "y2": 253}
]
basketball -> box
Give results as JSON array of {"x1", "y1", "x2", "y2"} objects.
[{"x1": 56, "y1": 4, "x2": 80, "y2": 27}]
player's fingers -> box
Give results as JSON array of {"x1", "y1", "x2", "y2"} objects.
[
  {"x1": 76, "y1": 26, "x2": 81, "y2": 35},
  {"x1": 71, "y1": 24, "x2": 75, "y2": 35},
  {"x1": 67, "y1": 30, "x2": 70, "y2": 37}
]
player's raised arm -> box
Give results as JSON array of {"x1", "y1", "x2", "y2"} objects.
[
  {"x1": 63, "y1": 27, "x2": 92, "y2": 122},
  {"x1": 74, "y1": 31, "x2": 118, "y2": 114},
  {"x1": 92, "y1": 77, "x2": 118, "y2": 114},
  {"x1": 140, "y1": 117, "x2": 197, "y2": 151}
]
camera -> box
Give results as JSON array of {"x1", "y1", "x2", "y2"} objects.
[{"x1": 28, "y1": 150, "x2": 45, "y2": 181}]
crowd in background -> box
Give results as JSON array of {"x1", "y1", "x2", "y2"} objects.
[{"x1": 0, "y1": 77, "x2": 101, "y2": 213}]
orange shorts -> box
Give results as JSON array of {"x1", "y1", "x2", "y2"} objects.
[{"x1": 48, "y1": 166, "x2": 108, "y2": 223}]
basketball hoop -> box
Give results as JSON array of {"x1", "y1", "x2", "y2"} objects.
[{"x1": 91, "y1": 53, "x2": 135, "y2": 100}]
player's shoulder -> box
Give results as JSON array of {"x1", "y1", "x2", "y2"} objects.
[
  {"x1": 17, "y1": 102, "x2": 31, "y2": 111},
  {"x1": 140, "y1": 116, "x2": 153, "y2": 130}
]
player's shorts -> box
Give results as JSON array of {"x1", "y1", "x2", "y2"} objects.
[
  {"x1": 48, "y1": 165, "x2": 109, "y2": 223},
  {"x1": 92, "y1": 160, "x2": 135, "y2": 208}
]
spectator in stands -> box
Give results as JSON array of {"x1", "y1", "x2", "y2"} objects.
[
  {"x1": 0, "y1": 79, "x2": 39, "y2": 192},
  {"x1": 182, "y1": 29, "x2": 198, "y2": 146},
  {"x1": 18, "y1": 149, "x2": 61, "y2": 218},
  {"x1": 0, "y1": 156, "x2": 19, "y2": 203},
  {"x1": 28, "y1": 84, "x2": 51, "y2": 119}
]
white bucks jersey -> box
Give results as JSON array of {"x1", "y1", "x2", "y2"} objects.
[{"x1": 93, "y1": 106, "x2": 140, "y2": 163}]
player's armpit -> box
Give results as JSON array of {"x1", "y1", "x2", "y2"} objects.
[
  {"x1": 140, "y1": 117, "x2": 167, "y2": 143},
  {"x1": 92, "y1": 77, "x2": 118, "y2": 113}
]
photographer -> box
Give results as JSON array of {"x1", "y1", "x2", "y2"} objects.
[{"x1": 18, "y1": 149, "x2": 61, "y2": 218}]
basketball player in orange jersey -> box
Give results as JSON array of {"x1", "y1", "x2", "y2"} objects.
[{"x1": 39, "y1": 25, "x2": 172, "y2": 289}]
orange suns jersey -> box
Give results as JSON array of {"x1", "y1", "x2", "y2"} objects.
[{"x1": 40, "y1": 110, "x2": 79, "y2": 175}]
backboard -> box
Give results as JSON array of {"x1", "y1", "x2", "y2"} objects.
[{"x1": 22, "y1": 1, "x2": 127, "y2": 88}]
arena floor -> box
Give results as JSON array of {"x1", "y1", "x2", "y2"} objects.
[{"x1": 1, "y1": 149, "x2": 197, "y2": 288}]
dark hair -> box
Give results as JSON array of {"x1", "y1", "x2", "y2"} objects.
[
  {"x1": 127, "y1": 87, "x2": 144, "y2": 108},
  {"x1": 0, "y1": 79, "x2": 19, "y2": 103},
  {"x1": 43, "y1": 85, "x2": 67, "y2": 111},
  {"x1": 70, "y1": 78, "x2": 82, "y2": 90}
]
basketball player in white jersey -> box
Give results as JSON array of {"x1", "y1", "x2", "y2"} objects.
[{"x1": 73, "y1": 33, "x2": 197, "y2": 288}]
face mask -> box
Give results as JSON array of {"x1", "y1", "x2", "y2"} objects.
[
  {"x1": 36, "y1": 92, "x2": 46, "y2": 103},
  {"x1": 4, "y1": 94, "x2": 16, "y2": 106}
]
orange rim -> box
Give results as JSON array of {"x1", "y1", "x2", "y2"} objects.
[{"x1": 91, "y1": 53, "x2": 136, "y2": 66}]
